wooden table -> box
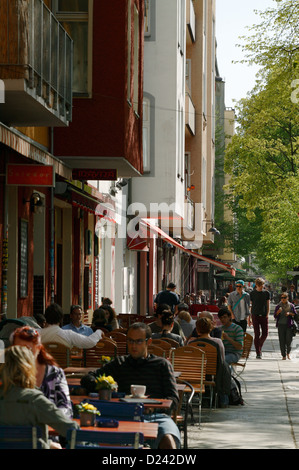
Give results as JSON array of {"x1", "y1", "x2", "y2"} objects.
[
  {"x1": 49, "y1": 420, "x2": 158, "y2": 440},
  {"x1": 64, "y1": 367, "x2": 96, "y2": 376},
  {"x1": 71, "y1": 395, "x2": 173, "y2": 410}
]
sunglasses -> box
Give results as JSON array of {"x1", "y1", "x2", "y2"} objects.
[{"x1": 281, "y1": 296, "x2": 288, "y2": 299}]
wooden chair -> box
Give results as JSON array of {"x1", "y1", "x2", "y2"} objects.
[
  {"x1": 172, "y1": 380, "x2": 194, "y2": 449},
  {"x1": 151, "y1": 338, "x2": 173, "y2": 358},
  {"x1": 81, "y1": 399, "x2": 144, "y2": 422},
  {"x1": 109, "y1": 331, "x2": 127, "y2": 356},
  {"x1": 159, "y1": 337, "x2": 180, "y2": 348},
  {"x1": 66, "y1": 429, "x2": 144, "y2": 449},
  {"x1": 0, "y1": 425, "x2": 43, "y2": 449},
  {"x1": 170, "y1": 346, "x2": 206, "y2": 425},
  {"x1": 148, "y1": 344, "x2": 166, "y2": 358},
  {"x1": 43, "y1": 342, "x2": 71, "y2": 369},
  {"x1": 190, "y1": 341, "x2": 218, "y2": 408},
  {"x1": 70, "y1": 346, "x2": 84, "y2": 367},
  {"x1": 231, "y1": 332, "x2": 253, "y2": 391},
  {"x1": 83, "y1": 338, "x2": 117, "y2": 367}
]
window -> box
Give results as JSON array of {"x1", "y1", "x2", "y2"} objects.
[
  {"x1": 143, "y1": 98, "x2": 150, "y2": 172},
  {"x1": 144, "y1": 0, "x2": 150, "y2": 35},
  {"x1": 54, "y1": 0, "x2": 92, "y2": 96}
]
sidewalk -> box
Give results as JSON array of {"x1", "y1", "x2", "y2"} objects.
[{"x1": 186, "y1": 311, "x2": 299, "y2": 449}]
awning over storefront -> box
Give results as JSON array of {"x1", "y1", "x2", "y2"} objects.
[
  {"x1": 0, "y1": 123, "x2": 71, "y2": 179},
  {"x1": 127, "y1": 218, "x2": 235, "y2": 275},
  {"x1": 71, "y1": 188, "x2": 116, "y2": 223}
]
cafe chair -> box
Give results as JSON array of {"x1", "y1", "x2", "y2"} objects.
[
  {"x1": 66, "y1": 429, "x2": 144, "y2": 449},
  {"x1": 159, "y1": 337, "x2": 180, "y2": 348},
  {"x1": 0, "y1": 425, "x2": 43, "y2": 449},
  {"x1": 231, "y1": 332, "x2": 253, "y2": 391},
  {"x1": 172, "y1": 380, "x2": 194, "y2": 449},
  {"x1": 81, "y1": 399, "x2": 144, "y2": 422},
  {"x1": 147, "y1": 343, "x2": 166, "y2": 358},
  {"x1": 109, "y1": 331, "x2": 127, "y2": 355},
  {"x1": 190, "y1": 341, "x2": 219, "y2": 408},
  {"x1": 83, "y1": 338, "x2": 117, "y2": 367},
  {"x1": 171, "y1": 345, "x2": 206, "y2": 425},
  {"x1": 43, "y1": 342, "x2": 71, "y2": 369},
  {"x1": 151, "y1": 339, "x2": 173, "y2": 358}
]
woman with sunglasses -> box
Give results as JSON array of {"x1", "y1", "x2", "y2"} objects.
[
  {"x1": 10, "y1": 326, "x2": 73, "y2": 418},
  {"x1": 274, "y1": 293, "x2": 298, "y2": 360}
]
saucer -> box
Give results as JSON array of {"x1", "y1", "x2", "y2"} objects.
[{"x1": 126, "y1": 394, "x2": 149, "y2": 399}]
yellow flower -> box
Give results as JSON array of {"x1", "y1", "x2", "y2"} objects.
[{"x1": 95, "y1": 374, "x2": 118, "y2": 391}]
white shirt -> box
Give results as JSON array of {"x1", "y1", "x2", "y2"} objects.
[{"x1": 40, "y1": 324, "x2": 102, "y2": 349}]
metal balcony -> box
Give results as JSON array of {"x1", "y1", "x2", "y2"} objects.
[{"x1": 0, "y1": 0, "x2": 73, "y2": 127}]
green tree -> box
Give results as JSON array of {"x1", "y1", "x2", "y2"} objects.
[{"x1": 224, "y1": 0, "x2": 299, "y2": 280}]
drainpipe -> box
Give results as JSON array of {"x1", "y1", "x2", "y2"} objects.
[
  {"x1": 1, "y1": 154, "x2": 8, "y2": 320},
  {"x1": 50, "y1": 128, "x2": 55, "y2": 303}
]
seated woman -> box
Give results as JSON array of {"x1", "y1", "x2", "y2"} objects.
[
  {"x1": 91, "y1": 307, "x2": 112, "y2": 332},
  {"x1": 176, "y1": 310, "x2": 196, "y2": 338},
  {"x1": 152, "y1": 310, "x2": 184, "y2": 347},
  {"x1": 0, "y1": 345, "x2": 78, "y2": 448},
  {"x1": 101, "y1": 304, "x2": 119, "y2": 330},
  {"x1": 11, "y1": 326, "x2": 73, "y2": 419}
]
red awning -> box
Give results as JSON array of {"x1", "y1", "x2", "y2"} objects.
[
  {"x1": 71, "y1": 190, "x2": 116, "y2": 222},
  {"x1": 140, "y1": 218, "x2": 235, "y2": 275}
]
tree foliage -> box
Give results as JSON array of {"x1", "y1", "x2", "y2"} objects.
[{"x1": 223, "y1": 0, "x2": 299, "y2": 281}]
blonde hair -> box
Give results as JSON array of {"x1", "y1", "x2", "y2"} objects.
[
  {"x1": 178, "y1": 311, "x2": 192, "y2": 323},
  {"x1": 0, "y1": 345, "x2": 36, "y2": 395},
  {"x1": 255, "y1": 278, "x2": 265, "y2": 287}
]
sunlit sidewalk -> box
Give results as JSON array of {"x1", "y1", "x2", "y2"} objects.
[{"x1": 186, "y1": 312, "x2": 299, "y2": 449}]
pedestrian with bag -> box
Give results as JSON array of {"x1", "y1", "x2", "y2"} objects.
[
  {"x1": 274, "y1": 293, "x2": 298, "y2": 360},
  {"x1": 227, "y1": 280, "x2": 250, "y2": 332}
]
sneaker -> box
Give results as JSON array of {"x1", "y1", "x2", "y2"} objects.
[{"x1": 256, "y1": 354, "x2": 262, "y2": 359}]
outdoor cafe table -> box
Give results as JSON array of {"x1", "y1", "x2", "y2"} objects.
[
  {"x1": 71, "y1": 395, "x2": 173, "y2": 411},
  {"x1": 48, "y1": 420, "x2": 158, "y2": 441}
]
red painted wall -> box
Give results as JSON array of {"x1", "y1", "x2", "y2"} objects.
[{"x1": 54, "y1": 0, "x2": 144, "y2": 175}]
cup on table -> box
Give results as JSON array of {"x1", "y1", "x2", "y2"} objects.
[{"x1": 130, "y1": 384, "x2": 146, "y2": 398}]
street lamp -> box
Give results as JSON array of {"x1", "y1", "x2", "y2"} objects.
[{"x1": 203, "y1": 219, "x2": 221, "y2": 236}]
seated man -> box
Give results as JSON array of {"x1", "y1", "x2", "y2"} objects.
[
  {"x1": 40, "y1": 303, "x2": 102, "y2": 349},
  {"x1": 81, "y1": 322, "x2": 181, "y2": 449},
  {"x1": 217, "y1": 308, "x2": 244, "y2": 364},
  {"x1": 62, "y1": 305, "x2": 94, "y2": 336}
]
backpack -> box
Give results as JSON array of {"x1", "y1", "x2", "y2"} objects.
[{"x1": 229, "y1": 376, "x2": 244, "y2": 406}]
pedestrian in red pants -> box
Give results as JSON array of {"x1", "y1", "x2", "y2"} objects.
[{"x1": 249, "y1": 278, "x2": 270, "y2": 359}]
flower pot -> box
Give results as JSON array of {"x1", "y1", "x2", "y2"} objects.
[
  {"x1": 80, "y1": 412, "x2": 96, "y2": 427},
  {"x1": 98, "y1": 389, "x2": 112, "y2": 401}
]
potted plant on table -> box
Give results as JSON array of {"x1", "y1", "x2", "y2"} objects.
[
  {"x1": 76, "y1": 402, "x2": 101, "y2": 427},
  {"x1": 95, "y1": 374, "x2": 118, "y2": 400}
]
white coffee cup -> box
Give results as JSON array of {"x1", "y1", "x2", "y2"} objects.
[{"x1": 131, "y1": 384, "x2": 146, "y2": 398}]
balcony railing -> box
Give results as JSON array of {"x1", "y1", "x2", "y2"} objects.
[{"x1": 0, "y1": 0, "x2": 73, "y2": 126}]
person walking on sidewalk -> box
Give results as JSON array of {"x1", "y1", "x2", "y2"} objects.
[
  {"x1": 249, "y1": 278, "x2": 270, "y2": 359},
  {"x1": 227, "y1": 280, "x2": 250, "y2": 332},
  {"x1": 274, "y1": 293, "x2": 298, "y2": 360}
]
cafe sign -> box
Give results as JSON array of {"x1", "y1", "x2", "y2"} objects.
[{"x1": 6, "y1": 164, "x2": 54, "y2": 187}]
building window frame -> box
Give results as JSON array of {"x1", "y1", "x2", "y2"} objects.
[{"x1": 53, "y1": 0, "x2": 93, "y2": 97}]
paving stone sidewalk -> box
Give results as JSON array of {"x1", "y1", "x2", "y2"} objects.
[{"x1": 186, "y1": 310, "x2": 299, "y2": 449}]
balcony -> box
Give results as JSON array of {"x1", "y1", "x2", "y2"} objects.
[
  {"x1": 0, "y1": 0, "x2": 73, "y2": 127},
  {"x1": 186, "y1": 0, "x2": 196, "y2": 45},
  {"x1": 185, "y1": 92, "x2": 196, "y2": 135}
]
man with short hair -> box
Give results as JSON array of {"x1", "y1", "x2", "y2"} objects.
[
  {"x1": 218, "y1": 308, "x2": 244, "y2": 364},
  {"x1": 249, "y1": 278, "x2": 270, "y2": 359},
  {"x1": 81, "y1": 322, "x2": 180, "y2": 449},
  {"x1": 62, "y1": 305, "x2": 93, "y2": 336},
  {"x1": 40, "y1": 303, "x2": 102, "y2": 349},
  {"x1": 227, "y1": 280, "x2": 250, "y2": 332},
  {"x1": 154, "y1": 282, "x2": 180, "y2": 314}
]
